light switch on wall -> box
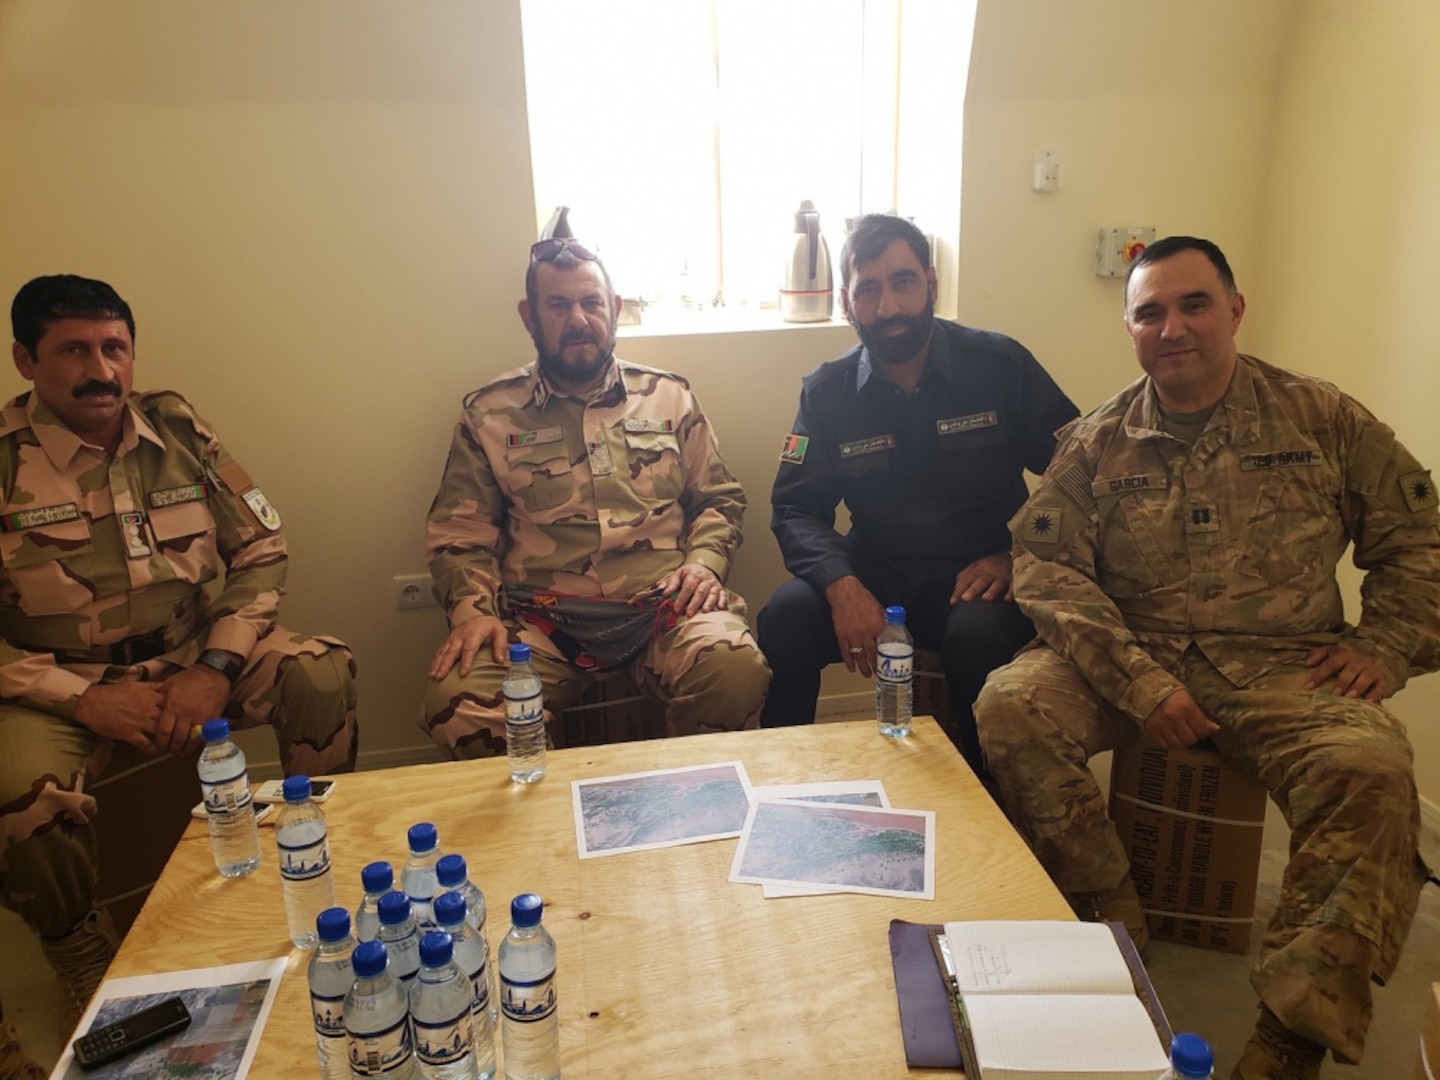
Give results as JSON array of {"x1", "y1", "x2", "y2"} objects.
[{"x1": 1032, "y1": 147, "x2": 1061, "y2": 192}]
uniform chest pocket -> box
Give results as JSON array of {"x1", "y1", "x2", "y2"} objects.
[
  {"x1": 0, "y1": 518, "x2": 95, "y2": 615},
  {"x1": 621, "y1": 430, "x2": 683, "y2": 501},
  {"x1": 835, "y1": 449, "x2": 896, "y2": 514},
  {"x1": 1237, "y1": 470, "x2": 1344, "y2": 585},
  {"x1": 149, "y1": 501, "x2": 216, "y2": 544},
  {"x1": 938, "y1": 426, "x2": 1012, "y2": 498},
  {"x1": 505, "y1": 442, "x2": 574, "y2": 513},
  {"x1": 1094, "y1": 490, "x2": 1176, "y2": 597}
]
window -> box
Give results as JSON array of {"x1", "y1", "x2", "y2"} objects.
[{"x1": 520, "y1": 0, "x2": 974, "y2": 321}]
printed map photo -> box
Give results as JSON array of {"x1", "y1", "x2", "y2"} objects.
[
  {"x1": 730, "y1": 799, "x2": 936, "y2": 900},
  {"x1": 572, "y1": 761, "x2": 752, "y2": 857},
  {"x1": 54, "y1": 957, "x2": 285, "y2": 1080},
  {"x1": 746, "y1": 782, "x2": 892, "y2": 898}
]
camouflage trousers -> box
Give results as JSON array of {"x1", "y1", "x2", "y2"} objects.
[
  {"x1": 976, "y1": 644, "x2": 1425, "y2": 1064},
  {"x1": 0, "y1": 627, "x2": 357, "y2": 937},
  {"x1": 421, "y1": 595, "x2": 770, "y2": 760}
]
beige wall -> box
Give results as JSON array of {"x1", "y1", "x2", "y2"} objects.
[
  {"x1": 0, "y1": 0, "x2": 1433, "y2": 808},
  {"x1": 1247, "y1": 0, "x2": 1440, "y2": 800}
]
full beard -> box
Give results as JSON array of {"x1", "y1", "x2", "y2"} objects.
[
  {"x1": 856, "y1": 299, "x2": 935, "y2": 367},
  {"x1": 534, "y1": 327, "x2": 617, "y2": 390}
]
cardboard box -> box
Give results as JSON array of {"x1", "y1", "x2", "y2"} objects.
[
  {"x1": 1108, "y1": 741, "x2": 1268, "y2": 954},
  {"x1": 1416, "y1": 981, "x2": 1440, "y2": 1080}
]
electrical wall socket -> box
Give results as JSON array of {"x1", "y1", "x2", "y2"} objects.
[{"x1": 393, "y1": 574, "x2": 437, "y2": 610}]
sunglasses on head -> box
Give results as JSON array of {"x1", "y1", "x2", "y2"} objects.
[{"x1": 530, "y1": 237, "x2": 599, "y2": 263}]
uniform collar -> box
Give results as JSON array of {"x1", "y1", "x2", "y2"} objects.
[
  {"x1": 856, "y1": 318, "x2": 949, "y2": 392},
  {"x1": 525, "y1": 356, "x2": 627, "y2": 410},
  {"x1": 1126, "y1": 354, "x2": 1261, "y2": 446},
  {"x1": 24, "y1": 392, "x2": 165, "y2": 469}
]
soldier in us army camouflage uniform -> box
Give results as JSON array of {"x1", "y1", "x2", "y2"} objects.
[
  {"x1": 421, "y1": 238, "x2": 769, "y2": 759},
  {"x1": 0, "y1": 276, "x2": 357, "y2": 1065},
  {"x1": 975, "y1": 237, "x2": 1440, "y2": 1079}
]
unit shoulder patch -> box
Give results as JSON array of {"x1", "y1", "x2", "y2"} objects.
[
  {"x1": 241, "y1": 488, "x2": 282, "y2": 531},
  {"x1": 1020, "y1": 507, "x2": 1063, "y2": 546},
  {"x1": 779, "y1": 434, "x2": 809, "y2": 465},
  {"x1": 1399, "y1": 469, "x2": 1436, "y2": 513}
]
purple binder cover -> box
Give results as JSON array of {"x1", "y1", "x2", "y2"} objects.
[{"x1": 888, "y1": 919, "x2": 962, "y2": 1069}]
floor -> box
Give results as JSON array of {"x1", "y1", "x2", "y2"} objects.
[{"x1": 3, "y1": 753, "x2": 1437, "y2": 1077}]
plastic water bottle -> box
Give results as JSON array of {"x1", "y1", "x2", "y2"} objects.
[
  {"x1": 277, "y1": 775, "x2": 336, "y2": 949},
  {"x1": 357, "y1": 862, "x2": 395, "y2": 943},
  {"x1": 404, "y1": 823, "x2": 443, "y2": 931},
  {"x1": 1161, "y1": 1033, "x2": 1215, "y2": 1078},
  {"x1": 435, "y1": 891, "x2": 498, "y2": 1074},
  {"x1": 435, "y1": 855, "x2": 496, "y2": 1024},
  {"x1": 503, "y1": 645, "x2": 546, "y2": 783},
  {"x1": 410, "y1": 932, "x2": 478, "y2": 1080},
  {"x1": 197, "y1": 718, "x2": 261, "y2": 877},
  {"x1": 875, "y1": 605, "x2": 914, "y2": 738},
  {"x1": 378, "y1": 890, "x2": 423, "y2": 985},
  {"x1": 308, "y1": 907, "x2": 357, "y2": 1080},
  {"x1": 499, "y1": 893, "x2": 558, "y2": 1080},
  {"x1": 345, "y1": 940, "x2": 417, "y2": 1080}
]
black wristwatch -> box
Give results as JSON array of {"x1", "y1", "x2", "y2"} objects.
[{"x1": 196, "y1": 649, "x2": 244, "y2": 684}]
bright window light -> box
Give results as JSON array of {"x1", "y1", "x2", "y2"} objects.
[{"x1": 521, "y1": 0, "x2": 899, "y2": 315}]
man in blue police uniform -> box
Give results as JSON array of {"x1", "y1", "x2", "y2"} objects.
[{"x1": 757, "y1": 214, "x2": 1077, "y2": 775}]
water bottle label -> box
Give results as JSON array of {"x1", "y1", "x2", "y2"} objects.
[
  {"x1": 201, "y1": 771, "x2": 251, "y2": 814},
  {"x1": 279, "y1": 831, "x2": 331, "y2": 882},
  {"x1": 347, "y1": 1015, "x2": 412, "y2": 1076},
  {"x1": 502, "y1": 972, "x2": 556, "y2": 1023},
  {"x1": 312, "y1": 990, "x2": 345, "y2": 1037},
  {"x1": 504, "y1": 689, "x2": 542, "y2": 724},
  {"x1": 413, "y1": 1011, "x2": 475, "y2": 1066},
  {"x1": 876, "y1": 647, "x2": 914, "y2": 685}
]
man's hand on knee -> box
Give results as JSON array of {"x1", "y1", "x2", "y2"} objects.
[
  {"x1": 157, "y1": 666, "x2": 232, "y2": 755},
  {"x1": 1143, "y1": 688, "x2": 1219, "y2": 750},
  {"x1": 72, "y1": 682, "x2": 166, "y2": 754},
  {"x1": 950, "y1": 551, "x2": 1014, "y2": 603},
  {"x1": 1304, "y1": 644, "x2": 1390, "y2": 702},
  {"x1": 824, "y1": 575, "x2": 886, "y2": 678},
  {"x1": 430, "y1": 615, "x2": 508, "y2": 680},
  {"x1": 658, "y1": 562, "x2": 728, "y2": 617}
]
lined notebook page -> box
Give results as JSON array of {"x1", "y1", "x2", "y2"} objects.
[
  {"x1": 964, "y1": 993, "x2": 1170, "y2": 1079},
  {"x1": 942, "y1": 920, "x2": 1136, "y2": 996}
]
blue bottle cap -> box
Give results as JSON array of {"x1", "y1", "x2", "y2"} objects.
[
  {"x1": 316, "y1": 907, "x2": 351, "y2": 943},
  {"x1": 352, "y1": 940, "x2": 389, "y2": 979},
  {"x1": 434, "y1": 891, "x2": 467, "y2": 927},
  {"x1": 377, "y1": 891, "x2": 412, "y2": 926},
  {"x1": 418, "y1": 931, "x2": 454, "y2": 967},
  {"x1": 508, "y1": 643, "x2": 532, "y2": 664},
  {"x1": 884, "y1": 605, "x2": 905, "y2": 624},
  {"x1": 200, "y1": 718, "x2": 229, "y2": 742},
  {"x1": 436, "y1": 853, "x2": 467, "y2": 887},
  {"x1": 407, "y1": 821, "x2": 438, "y2": 853},
  {"x1": 361, "y1": 861, "x2": 394, "y2": 894},
  {"x1": 282, "y1": 775, "x2": 311, "y2": 802},
  {"x1": 1170, "y1": 1032, "x2": 1214, "y2": 1076},
  {"x1": 511, "y1": 892, "x2": 543, "y2": 928}
]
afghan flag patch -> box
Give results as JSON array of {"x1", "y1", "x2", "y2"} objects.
[{"x1": 780, "y1": 434, "x2": 809, "y2": 465}]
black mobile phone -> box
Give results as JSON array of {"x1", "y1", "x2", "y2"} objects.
[{"x1": 72, "y1": 996, "x2": 192, "y2": 1070}]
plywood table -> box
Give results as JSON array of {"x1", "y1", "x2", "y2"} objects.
[{"x1": 111, "y1": 717, "x2": 1070, "y2": 1077}]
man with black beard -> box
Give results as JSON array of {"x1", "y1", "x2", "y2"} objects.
[
  {"x1": 757, "y1": 215, "x2": 1076, "y2": 777},
  {"x1": 420, "y1": 239, "x2": 769, "y2": 759}
]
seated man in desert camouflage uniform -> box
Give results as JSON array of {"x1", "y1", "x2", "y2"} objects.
[
  {"x1": 976, "y1": 237, "x2": 1439, "y2": 1080},
  {"x1": 0, "y1": 275, "x2": 358, "y2": 1073},
  {"x1": 421, "y1": 238, "x2": 770, "y2": 759}
]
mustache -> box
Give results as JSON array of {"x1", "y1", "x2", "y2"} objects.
[
  {"x1": 73, "y1": 380, "x2": 123, "y2": 399},
  {"x1": 870, "y1": 314, "x2": 923, "y2": 334},
  {"x1": 560, "y1": 330, "x2": 600, "y2": 347}
]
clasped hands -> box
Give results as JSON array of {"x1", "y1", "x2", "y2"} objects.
[{"x1": 73, "y1": 662, "x2": 234, "y2": 758}]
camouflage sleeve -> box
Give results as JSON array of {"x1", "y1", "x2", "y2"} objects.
[
  {"x1": 425, "y1": 412, "x2": 504, "y2": 624},
  {"x1": 676, "y1": 390, "x2": 746, "y2": 581},
  {"x1": 1011, "y1": 431, "x2": 1184, "y2": 724},
  {"x1": 154, "y1": 403, "x2": 287, "y2": 658},
  {"x1": 0, "y1": 650, "x2": 93, "y2": 719},
  {"x1": 1337, "y1": 402, "x2": 1440, "y2": 688}
]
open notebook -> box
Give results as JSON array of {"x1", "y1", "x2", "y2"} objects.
[{"x1": 935, "y1": 920, "x2": 1171, "y2": 1080}]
